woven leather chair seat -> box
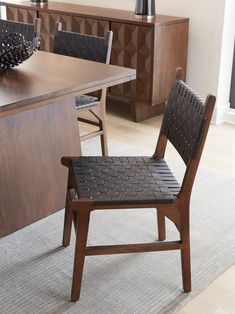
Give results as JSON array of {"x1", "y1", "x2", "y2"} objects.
[
  {"x1": 75, "y1": 95, "x2": 99, "y2": 110},
  {"x1": 72, "y1": 156, "x2": 180, "y2": 205}
]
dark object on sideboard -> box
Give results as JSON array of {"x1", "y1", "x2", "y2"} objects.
[
  {"x1": 135, "y1": 0, "x2": 155, "y2": 18},
  {"x1": 30, "y1": 0, "x2": 47, "y2": 3}
]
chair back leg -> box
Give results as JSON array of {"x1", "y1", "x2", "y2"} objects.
[
  {"x1": 157, "y1": 210, "x2": 166, "y2": 241},
  {"x1": 63, "y1": 172, "x2": 76, "y2": 246},
  {"x1": 100, "y1": 98, "x2": 108, "y2": 156},
  {"x1": 62, "y1": 199, "x2": 73, "y2": 247}
]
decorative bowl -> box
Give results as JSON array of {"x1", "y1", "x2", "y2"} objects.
[{"x1": 0, "y1": 30, "x2": 40, "y2": 70}]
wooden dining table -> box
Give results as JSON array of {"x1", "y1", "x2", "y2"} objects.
[{"x1": 0, "y1": 50, "x2": 136, "y2": 237}]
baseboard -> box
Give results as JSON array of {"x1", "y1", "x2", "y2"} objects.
[
  {"x1": 212, "y1": 102, "x2": 235, "y2": 124},
  {"x1": 223, "y1": 108, "x2": 235, "y2": 124}
]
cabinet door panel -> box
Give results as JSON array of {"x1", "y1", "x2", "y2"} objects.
[
  {"x1": 110, "y1": 22, "x2": 153, "y2": 101},
  {"x1": 152, "y1": 22, "x2": 188, "y2": 104},
  {"x1": 72, "y1": 16, "x2": 109, "y2": 37},
  {"x1": 38, "y1": 12, "x2": 72, "y2": 52},
  {"x1": 6, "y1": 6, "x2": 37, "y2": 24}
]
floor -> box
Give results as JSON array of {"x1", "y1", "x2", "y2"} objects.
[{"x1": 79, "y1": 100, "x2": 235, "y2": 314}]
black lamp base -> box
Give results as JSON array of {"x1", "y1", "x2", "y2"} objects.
[
  {"x1": 135, "y1": 0, "x2": 155, "y2": 18},
  {"x1": 30, "y1": 0, "x2": 48, "y2": 3}
]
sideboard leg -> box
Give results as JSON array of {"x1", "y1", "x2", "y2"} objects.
[{"x1": 130, "y1": 101, "x2": 165, "y2": 122}]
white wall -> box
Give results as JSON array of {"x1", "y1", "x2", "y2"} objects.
[
  {"x1": 59, "y1": 0, "x2": 234, "y2": 123},
  {"x1": 216, "y1": 0, "x2": 235, "y2": 123}
]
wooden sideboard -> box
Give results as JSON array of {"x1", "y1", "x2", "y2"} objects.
[{"x1": 0, "y1": 1, "x2": 189, "y2": 121}]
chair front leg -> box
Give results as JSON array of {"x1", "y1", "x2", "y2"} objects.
[{"x1": 71, "y1": 211, "x2": 91, "y2": 302}]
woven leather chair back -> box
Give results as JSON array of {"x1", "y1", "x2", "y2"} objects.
[
  {"x1": 0, "y1": 19, "x2": 41, "y2": 41},
  {"x1": 53, "y1": 27, "x2": 112, "y2": 64},
  {"x1": 162, "y1": 78, "x2": 206, "y2": 165}
]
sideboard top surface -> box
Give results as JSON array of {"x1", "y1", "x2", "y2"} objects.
[{"x1": 0, "y1": 0, "x2": 189, "y2": 26}]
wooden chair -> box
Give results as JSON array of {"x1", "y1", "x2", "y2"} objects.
[
  {"x1": 61, "y1": 68, "x2": 216, "y2": 301},
  {"x1": 53, "y1": 22, "x2": 113, "y2": 156},
  {"x1": 0, "y1": 18, "x2": 41, "y2": 40}
]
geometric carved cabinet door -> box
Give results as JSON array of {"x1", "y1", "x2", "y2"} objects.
[
  {"x1": 6, "y1": 6, "x2": 37, "y2": 24},
  {"x1": 110, "y1": 22, "x2": 153, "y2": 102},
  {"x1": 72, "y1": 16, "x2": 109, "y2": 37},
  {"x1": 38, "y1": 12, "x2": 72, "y2": 52}
]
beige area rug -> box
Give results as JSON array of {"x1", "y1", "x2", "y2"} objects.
[{"x1": 0, "y1": 138, "x2": 235, "y2": 314}]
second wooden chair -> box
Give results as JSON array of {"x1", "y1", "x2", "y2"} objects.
[
  {"x1": 0, "y1": 18, "x2": 41, "y2": 40},
  {"x1": 53, "y1": 22, "x2": 113, "y2": 156}
]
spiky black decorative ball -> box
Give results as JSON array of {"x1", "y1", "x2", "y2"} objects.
[{"x1": 0, "y1": 30, "x2": 40, "y2": 70}]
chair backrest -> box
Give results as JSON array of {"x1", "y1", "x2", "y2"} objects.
[
  {"x1": 53, "y1": 22, "x2": 113, "y2": 65},
  {"x1": 154, "y1": 68, "x2": 216, "y2": 200},
  {"x1": 0, "y1": 18, "x2": 41, "y2": 41}
]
